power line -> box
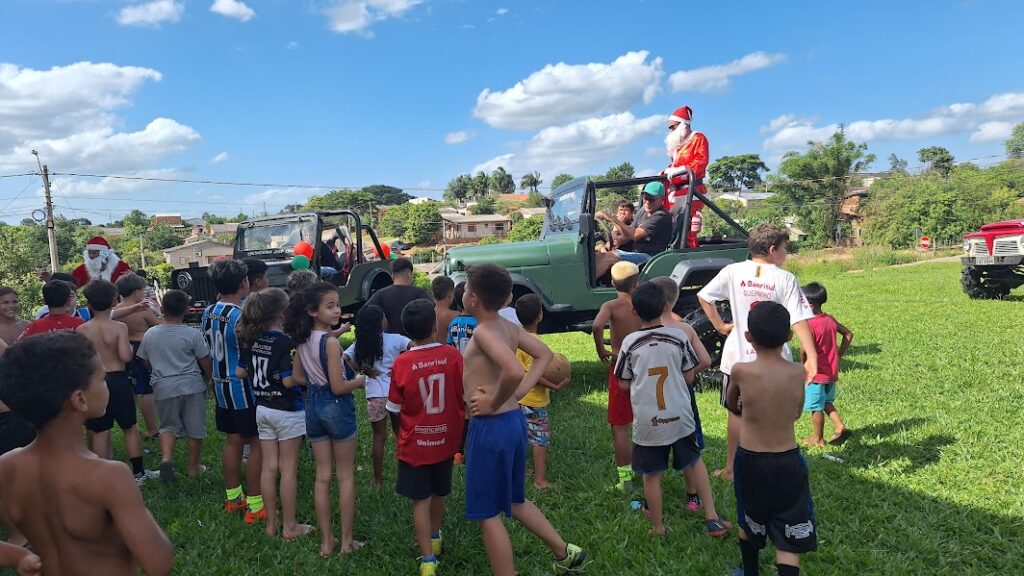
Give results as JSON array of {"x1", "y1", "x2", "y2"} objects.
[{"x1": 48, "y1": 172, "x2": 450, "y2": 192}]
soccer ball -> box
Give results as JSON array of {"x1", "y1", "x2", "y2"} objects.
[{"x1": 544, "y1": 353, "x2": 571, "y2": 384}]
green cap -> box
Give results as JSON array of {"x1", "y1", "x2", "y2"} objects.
[{"x1": 641, "y1": 181, "x2": 665, "y2": 198}]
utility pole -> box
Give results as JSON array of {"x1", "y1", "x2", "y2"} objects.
[
  {"x1": 32, "y1": 151, "x2": 59, "y2": 272},
  {"x1": 140, "y1": 233, "x2": 146, "y2": 268}
]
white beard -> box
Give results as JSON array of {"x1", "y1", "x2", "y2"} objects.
[
  {"x1": 84, "y1": 250, "x2": 118, "y2": 281},
  {"x1": 665, "y1": 125, "x2": 691, "y2": 159}
]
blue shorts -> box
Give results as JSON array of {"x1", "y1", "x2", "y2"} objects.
[
  {"x1": 803, "y1": 383, "x2": 837, "y2": 412},
  {"x1": 614, "y1": 250, "x2": 652, "y2": 266},
  {"x1": 465, "y1": 410, "x2": 527, "y2": 521},
  {"x1": 305, "y1": 384, "x2": 356, "y2": 443},
  {"x1": 130, "y1": 343, "x2": 152, "y2": 395}
]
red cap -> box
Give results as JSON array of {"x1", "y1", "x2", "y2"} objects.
[
  {"x1": 669, "y1": 106, "x2": 692, "y2": 123},
  {"x1": 85, "y1": 236, "x2": 110, "y2": 250}
]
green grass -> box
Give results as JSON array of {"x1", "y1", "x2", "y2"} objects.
[{"x1": 47, "y1": 262, "x2": 1024, "y2": 575}]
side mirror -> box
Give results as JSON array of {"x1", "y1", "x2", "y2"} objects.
[{"x1": 542, "y1": 197, "x2": 553, "y2": 208}]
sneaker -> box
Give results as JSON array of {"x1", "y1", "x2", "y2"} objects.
[
  {"x1": 244, "y1": 507, "x2": 267, "y2": 524},
  {"x1": 144, "y1": 469, "x2": 162, "y2": 480},
  {"x1": 159, "y1": 460, "x2": 176, "y2": 484},
  {"x1": 134, "y1": 473, "x2": 148, "y2": 486},
  {"x1": 419, "y1": 558, "x2": 438, "y2": 576},
  {"x1": 431, "y1": 534, "x2": 443, "y2": 556},
  {"x1": 552, "y1": 543, "x2": 587, "y2": 574},
  {"x1": 686, "y1": 493, "x2": 703, "y2": 513},
  {"x1": 225, "y1": 497, "x2": 247, "y2": 514}
]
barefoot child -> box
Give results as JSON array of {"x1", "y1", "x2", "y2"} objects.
[
  {"x1": 115, "y1": 274, "x2": 162, "y2": 440},
  {"x1": 0, "y1": 332, "x2": 174, "y2": 576},
  {"x1": 615, "y1": 282, "x2": 730, "y2": 538},
  {"x1": 592, "y1": 261, "x2": 642, "y2": 491},
  {"x1": 514, "y1": 294, "x2": 569, "y2": 490},
  {"x1": 137, "y1": 290, "x2": 212, "y2": 482},
  {"x1": 697, "y1": 223, "x2": 817, "y2": 481},
  {"x1": 78, "y1": 280, "x2": 150, "y2": 484},
  {"x1": 800, "y1": 282, "x2": 853, "y2": 447},
  {"x1": 344, "y1": 305, "x2": 410, "y2": 486},
  {"x1": 431, "y1": 277, "x2": 459, "y2": 346},
  {"x1": 289, "y1": 282, "x2": 367, "y2": 556},
  {"x1": 726, "y1": 302, "x2": 817, "y2": 576},
  {"x1": 237, "y1": 288, "x2": 313, "y2": 540},
  {"x1": 201, "y1": 260, "x2": 264, "y2": 523},
  {"x1": 463, "y1": 264, "x2": 587, "y2": 576},
  {"x1": 386, "y1": 299, "x2": 465, "y2": 576}
]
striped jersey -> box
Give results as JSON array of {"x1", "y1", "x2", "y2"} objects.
[
  {"x1": 614, "y1": 326, "x2": 699, "y2": 446},
  {"x1": 201, "y1": 301, "x2": 252, "y2": 410},
  {"x1": 446, "y1": 315, "x2": 477, "y2": 355}
]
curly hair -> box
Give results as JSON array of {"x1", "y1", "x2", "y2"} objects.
[
  {"x1": 237, "y1": 288, "x2": 289, "y2": 349},
  {"x1": 284, "y1": 282, "x2": 337, "y2": 343},
  {"x1": 0, "y1": 332, "x2": 99, "y2": 429},
  {"x1": 352, "y1": 304, "x2": 384, "y2": 371}
]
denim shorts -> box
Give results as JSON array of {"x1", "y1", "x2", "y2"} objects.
[{"x1": 305, "y1": 384, "x2": 356, "y2": 443}]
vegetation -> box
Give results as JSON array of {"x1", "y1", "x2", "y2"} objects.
[
  {"x1": 550, "y1": 173, "x2": 575, "y2": 190},
  {"x1": 918, "y1": 146, "x2": 956, "y2": 177},
  {"x1": 377, "y1": 202, "x2": 442, "y2": 246},
  {"x1": 1006, "y1": 121, "x2": 1024, "y2": 159},
  {"x1": 707, "y1": 153, "x2": 769, "y2": 191}
]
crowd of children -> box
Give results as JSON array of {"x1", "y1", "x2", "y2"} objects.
[{"x1": 0, "y1": 223, "x2": 858, "y2": 575}]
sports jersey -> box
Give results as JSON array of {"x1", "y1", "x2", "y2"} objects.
[
  {"x1": 697, "y1": 260, "x2": 813, "y2": 375},
  {"x1": 808, "y1": 313, "x2": 840, "y2": 383},
  {"x1": 33, "y1": 305, "x2": 91, "y2": 321},
  {"x1": 18, "y1": 314, "x2": 84, "y2": 339},
  {"x1": 614, "y1": 326, "x2": 700, "y2": 446},
  {"x1": 201, "y1": 302, "x2": 252, "y2": 410},
  {"x1": 241, "y1": 331, "x2": 303, "y2": 412},
  {"x1": 447, "y1": 315, "x2": 477, "y2": 355},
  {"x1": 386, "y1": 343, "x2": 466, "y2": 466}
]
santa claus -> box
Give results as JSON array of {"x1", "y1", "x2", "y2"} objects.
[
  {"x1": 71, "y1": 236, "x2": 133, "y2": 288},
  {"x1": 662, "y1": 105, "x2": 709, "y2": 248}
]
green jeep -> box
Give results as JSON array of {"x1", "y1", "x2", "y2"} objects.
[{"x1": 444, "y1": 175, "x2": 750, "y2": 367}]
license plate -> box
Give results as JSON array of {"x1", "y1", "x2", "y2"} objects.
[{"x1": 977, "y1": 256, "x2": 995, "y2": 265}]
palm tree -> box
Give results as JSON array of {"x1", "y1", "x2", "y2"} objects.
[
  {"x1": 490, "y1": 167, "x2": 516, "y2": 195},
  {"x1": 472, "y1": 171, "x2": 490, "y2": 200},
  {"x1": 519, "y1": 171, "x2": 542, "y2": 194}
]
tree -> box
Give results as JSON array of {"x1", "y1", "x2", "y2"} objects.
[
  {"x1": 202, "y1": 212, "x2": 227, "y2": 224},
  {"x1": 1006, "y1": 122, "x2": 1024, "y2": 159},
  {"x1": 474, "y1": 194, "x2": 496, "y2": 215},
  {"x1": 525, "y1": 190, "x2": 544, "y2": 208},
  {"x1": 19, "y1": 218, "x2": 36, "y2": 227},
  {"x1": 519, "y1": 171, "x2": 542, "y2": 194},
  {"x1": 490, "y1": 167, "x2": 516, "y2": 195},
  {"x1": 303, "y1": 189, "x2": 376, "y2": 219},
  {"x1": 117, "y1": 209, "x2": 149, "y2": 229},
  {"x1": 888, "y1": 153, "x2": 909, "y2": 174},
  {"x1": 145, "y1": 224, "x2": 185, "y2": 250},
  {"x1": 506, "y1": 216, "x2": 543, "y2": 242},
  {"x1": 918, "y1": 146, "x2": 955, "y2": 177},
  {"x1": 595, "y1": 162, "x2": 636, "y2": 214},
  {"x1": 362, "y1": 184, "x2": 410, "y2": 206},
  {"x1": 472, "y1": 171, "x2": 490, "y2": 200},
  {"x1": 444, "y1": 174, "x2": 473, "y2": 204},
  {"x1": 377, "y1": 202, "x2": 441, "y2": 245},
  {"x1": 550, "y1": 173, "x2": 575, "y2": 190},
  {"x1": 707, "y1": 154, "x2": 769, "y2": 191},
  {"x1": 282, "y1": 204, "x2": 304, "y2": 214},
  {"x1": 233, "y1": 212, "x2": 250, "y2": 222}
]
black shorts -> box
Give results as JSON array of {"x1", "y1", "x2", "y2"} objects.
[
  {"x1": 396, "y1": 458, "x2": 454, "y2": 501},
  {"x1": 632, "y1": 433, "x2": 701, "y2": 475},
  {"x1": 215, "y1": 405, "x2": 258, "y2": 439},
  {"x1": 720, "y1": 374, "x2": 742, "y2": 416},
  {"x1": 0, "y1": 411, "x2": 36, "y2": 455},
  {"x1": 129, "y1": 342, "x2": 153, "y2": 395},
  {"x1": 734, "y1": 446, "x2": 817, "y2": 554},
  {"x1": 85, "y1": 371, "x2": 137, "y2": 433}
]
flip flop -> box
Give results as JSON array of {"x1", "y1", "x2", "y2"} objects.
[
  {"x1": 705, "y1": 517, "x2": 731, "y2": 538},
  {"x1": 829, "y1": 429, "x2": 853, "y2": 445}
]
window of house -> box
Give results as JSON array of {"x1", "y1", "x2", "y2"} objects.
[
  {"x1": 179, "y1": 257, "x2": 186, "y2": 264},
  {"x1": 495, "y1": 223, "x2": 505, "y2": 232},
  {"x1": 467, "y1": 224, "x2": 477, "y2": 233}
]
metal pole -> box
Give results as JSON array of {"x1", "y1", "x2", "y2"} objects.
[
  {"x1": 41, "y1": 165, "x2": 60, "y2": 272},
  {"x1": 140, "y1": 233, "x2": 146, "y2": 268}
]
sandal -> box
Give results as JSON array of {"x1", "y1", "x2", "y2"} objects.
[
  {"x1": 705, "y1": 517, "x2": 731, "y2": 538},
  {"x1": 828, "y1": 429, "x2": 852, "y2": 445}
]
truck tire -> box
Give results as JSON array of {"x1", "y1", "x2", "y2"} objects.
[
  {"x1": 683, "y1": 303, "x2": 731, "y2": 391},
  {"x1": 961, "y1": 266, "x2": 1010, "y2": 299}
]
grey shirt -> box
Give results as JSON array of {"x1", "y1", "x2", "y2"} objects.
[{"x1": 138, "y1": 324, "x2": 210, "y2": 401}]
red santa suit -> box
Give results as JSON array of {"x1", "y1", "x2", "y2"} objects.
[
  {"x1": 662, "y1": 106, "x2": 709, "y2": 248},
  {"x1": 71, "y1": 236, "x2": 133, "y2": 288}
]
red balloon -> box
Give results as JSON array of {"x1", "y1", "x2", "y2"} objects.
[
  {"x1": 294, "y1": 241, "x2": 314, "y2": 260},
  {"x1": 374, "y1": 243, "x2": 391, "y2": 260}
]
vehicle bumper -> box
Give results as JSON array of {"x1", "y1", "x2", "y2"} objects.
[{"x1": 962, "y1": 255, "x2": 1023, "y2": 266}]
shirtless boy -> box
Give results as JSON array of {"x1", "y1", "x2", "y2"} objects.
[
  {"x1": 115, "y1": 273, "x2": 162, "y2": 439},
  {"x1": 0, "y1": 331, "x2": 174, "y2": 576},
  {"x1": 0, "y1": 288, "x2": 28, "y2": 345},
  {"x1": 726, "y1": 302, "x2": 817, "y2": 576},
  {"x1": 431, "y1": 276, "x2": 459, "y2": 346},
  {"x1": 592, "y1": 261, "x2": 642, "y2": 491},
  {"x1": 78, "y1": 280, "x2": 150, "y2": 484},
  {"x1": 463, "y1": 264, "x2": 587, "y2": 576}
]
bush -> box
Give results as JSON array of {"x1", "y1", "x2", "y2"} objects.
[
  {"x1": 507, "y1": 216, "x2": 543, "y2": 242},
  {"x1": 413, "y1": 271, "x2": 431, "y2": 291},
  {"x1": 477, "y1": 235, "x2": 501, "y2": 245}
]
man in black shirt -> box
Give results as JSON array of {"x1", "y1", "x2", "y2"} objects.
[
  {"x1": 364, "y1": 258, "x2": 432, "y2": 336},
  {"x1": 596, "y1": 182, "x2": 672, "y2": 278}
]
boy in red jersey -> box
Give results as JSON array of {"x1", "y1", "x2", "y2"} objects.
[
  {"x1": 18, "y1": 281, "x2": 83, "y2": 339},
  {"x1": 387, "y1": 299, "x2": 465, "y2": 576},
  {"x1": 799, "y1": 282, "x2": 854, "y2": 447}
]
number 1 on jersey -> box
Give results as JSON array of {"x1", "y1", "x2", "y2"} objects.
[{"x1": 648, "y1": 366, "x2": 669, "y2": 411}]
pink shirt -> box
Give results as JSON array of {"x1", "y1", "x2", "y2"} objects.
[{"x1": 808, "y1": 313, "x2": 840, "y2": 383}]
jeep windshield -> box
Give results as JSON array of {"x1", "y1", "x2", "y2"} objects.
[
  {"x1": 237, "y1": 219, "x2": 317, "y2": 253},
  {"x1": 547, "y1": 184, "x2": 583, "y2": 235}
]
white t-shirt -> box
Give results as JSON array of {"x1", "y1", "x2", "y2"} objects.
[
  {"x1": 697, "y1": 260, "x2": 813, "y2": 375},
  {"x1": 498, "y1": 307, "x2": 522, "y2": 327},
  {"x1": 614, "y1": 326, "x2": 700, "y2": 446},
  {"x1": 345, "y1": 333, "x2": 411, "y2": 398}
]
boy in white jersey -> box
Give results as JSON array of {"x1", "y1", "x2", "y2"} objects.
[
  {"x1": 697, "y1": 224, "x2": 817, "y2": 481},
  {"x1": 615, "y1": 282, "x2": 730, "y2": 538}
]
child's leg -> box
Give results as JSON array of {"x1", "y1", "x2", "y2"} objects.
[
  {"x1": 429, "y1": 495, "x2": 446, "y2": 536},
  {"x1": 278, "y1": 436, "x2": 310, "y2": 539},
  {"x1": 511, "y1": 500, "x2": 569, "y2": 555},
  {"x1": 310, "y1": 441, "x2": 336, "y2": 556},
  {"x1": 186, "y1": 437, "x2": 203, "y2": 476},
  {"x1": 478, "y1": 516, "x2": 516, "y2": 576},
  {"x1": 159, "y1": 431, "x2": 176, "y2": 463},
  {"x1": 332, "y1": 438, "x2": 363, "y2": 553},
  {"x1": 716, "y1": 412, "x2": 740, "y2": 480},
  {"x1": 683, "y1": 458, "x2": 724, "y2": 522},
  {"x1": 807, "y1": 411, "x2": 826, "y2": 446},
  {"x1": 642, "y1": 473, "x2": 665, "y2": 534},
  {"x1": 533, "y1": 445, "x2": 549, "y2": 489},
  {"x1": 260, "y1": 439, "x2": 280, "y2": 537},
  {"x1": 825, "y1": 402, "x2": 845, "y2": 433},
  {"x1": 245, "y1": 436, "x2": 263, "y2": 497},
  {"x1": 223, "y1": 433, "x2": 244, "y2": 492},
  {"x1": 611, "y1": 424, "x2": 631, "y2": 486},
  {"x1": 370, "y1": 418, "x2": 386, "y2": 486},
  {"x1": 412, "y1": 497, "x2": 433, "y2": 559},
  {"x1": 92, "y1": 430, "x2": 112, "y2": 461},
  {"x1": 139, "y1": 393, "x2": 159, "y2": 437},
  {"x1": 738, "y1": 528, "x2": 760, "y2": 576},
  {"x1": 776, "y1": 550, "x2": 800, "y2": 575},
  {"x1": 123, "y1": 424, "x2": 143, "y2": 460}
]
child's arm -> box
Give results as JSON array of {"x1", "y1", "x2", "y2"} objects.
[
  {"x1": 328, "y1": 339, "x2": 365, "y2": 395},
  {"x1": 592, "y1": 303, "x2": 613, "y2": 363},
  {"x1": 104, "y1": 463, "x2": 174, "y2": 576},
  {"x1": 197, "y1": 355, "x2": 212, "y2": 380},
  {"x1": 698, "y1": 296, "x2": 733, "y2": 336},
  {"x1": 116, "y1": 323, "x2": 133, "y2": 364},
  {"x1": 110, "y1": 302, "x2": 145, "y2": 321},
  {"x1": 680, "y1": 323, "x2": 711, "y2": 374},
  {"x1": 537, "y1": 375, "x2": 570, "y2": 391},
  {"x1": 791, "y1": 320, "x2": 818, "y2": 383},
  {"x1": 291, "y1": 353, "x2": 307, "y2": 386},
  {"x1": 725, "y1": 365, "x2": 743, "y2": 414},
  {"x1": 0, "y1": 541, "x2": 41, "y2": 576},
  {"x1": 836, "y1": 321, "x2": 854, "y2": 358}
]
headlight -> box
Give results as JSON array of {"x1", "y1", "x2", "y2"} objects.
[
  {"x1": 175, "y1": 272, "x2": 192, "y2": 290},
  {"x1": 962, "y1": 240, "x2": 971, "y2": 254}
]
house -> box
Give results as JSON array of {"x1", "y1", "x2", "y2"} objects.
[
  {"x1": 151, "y1": 214, "x2": 184, "y2": 227},
  {"x1": 441, "y1": 213, "x2": 513, "y2": 243},
  {"x1": 189, "y1": 223, "x2": 238, "y2": 238},
  {"x1": 498, "y1": 193, "x2": 529, "y2": 203},
  {"x1": 716, "y1": 191, "x2": 774, "y2": 207},
  {"x1": 782, "y1": 216, "x2": 808, "y2": 243},
  {"x1": 519, "y1": 207, "x2": 546, "y2": 219},
  {"x1": 409, "y1": 197, "x2": 435, "y2": 205},
  {"x1": 838, "y1": 187, "x2": 870, "y2": 245},
  {"x1": 163, "y1": 238, "x2": 234, "y2": 266}
]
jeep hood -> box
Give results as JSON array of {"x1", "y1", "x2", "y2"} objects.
[
  {"x1": 966, "y1": 219, "x2": 1024, "y2": 239},
  {"x1": 448, "y1": 241, "x2": 550, "y2": 270}
]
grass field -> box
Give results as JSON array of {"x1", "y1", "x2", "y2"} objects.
[{"x1": 59, "y1": 262, "x2": 1024, "y2": 575}]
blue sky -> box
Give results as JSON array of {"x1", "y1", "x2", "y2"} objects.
[{"x1": 1, "y1": 0, "x2": 1023, "y2": 223}]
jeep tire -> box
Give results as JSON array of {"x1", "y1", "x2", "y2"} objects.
[
  {"x1": 683, "y1": 302, "x2": 732, "y2": 390},
  {"x1": 961, "y1": 265, "x2": 1011, "y2": 299}
]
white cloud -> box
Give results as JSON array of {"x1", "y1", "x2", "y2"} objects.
[
  {"x1": 473, "y1": 51, "x2": 663, "y2": 130},
  {"x1": 116, "y1": 0, "x2": 184, "y2": 28},
  {"x1": 209, "y1": 151, "x2": 229, "y2": 165},
  {"x1": 496, "y1": 8, "x2": 509, "y2": 16},
  {"x1": 286, "y1": 41, "x2": 299, "y2": 50},
  {"x1": 444, "y1": 131, "x2": 474, "y2": 144},
  {"x1": 323, "y1": 0, "x2": 423, "y2": 36},
  {"x1": 50, "y1": 168, "x2": 181, "y2": 198},
  {"x1": 473, "y1": 112, "x2": 663, "y2": 178},
  {"x1": 244, "y1": 187, "x2": 321, "y2": 209},
  {"x1": 761, "y1": 90, "x2": 1024, "y2": 153},
  {"x1": 210, "y1": 0, "x2": 256, "y2": 22},
  {"x1": 669, "y1": 51, "x2": 786, "y2": 93}
]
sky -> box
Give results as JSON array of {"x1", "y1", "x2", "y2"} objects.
[{"x1": 1, "y1": 0, "x2": 1023, "y2": 224}]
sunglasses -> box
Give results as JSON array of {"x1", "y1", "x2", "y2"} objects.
[{"x1": 668, "y1": 123, "x2": 679, "y2": 132}]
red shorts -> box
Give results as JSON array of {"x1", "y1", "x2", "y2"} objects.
[{"x1": 607, "y1": 364, "x2": 633, "y2": 426}]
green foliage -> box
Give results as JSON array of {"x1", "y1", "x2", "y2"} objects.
[
  {"x1": 376, "y1": 202, "x2": 441, "y2": 246},
  {"x1": 0, "y1": 225, "x2": 45, "y2": 315},
  {"x1": 472, "y1": 171, "x2": 490, "y2": 199},
  {"x1": 474, "y1": 195, "x2": 496, "y2": 215},
  {"x1": 594, "y1": 162, "x2": 637, "y2": 215},
  {"x1": 444, "y1": 174, "x2": 473, "y2": 204},
  {"x1": 304, "y1": 189, "x2": 376, "y2": 219},
  {"x1": 707, "y1": 154, "x2": 768, "y2": 191},
  {"x1": 506, "y1": 216, "x2": 543, "y2": 242},
  {"x1": 525, "y1": 189, "x2": 544, "y2": 208},
  {"x1": 146, "y1": 262, "x2": 175, "y2": 289},
  {"x1": 201, "y1": 212, "x2": 227, "y2": 224},
  {"x1": 145, "y1": 224, "x2": 186, "y2": 250},
  {"x1": 888, "y1": 153, "x2": 909, "y2": 174},
  {"x1": 362, "y1": 184, "x2": 410, "y2": 206},
  {"x1": 476, "y1": 234, "x2": 501, "y2": 245},
  {"x1": 519, "y1": 171, "x2": 542, "y2": 194},
  {"x1": 550, "y1": 173, "x2": 575, "y2": 190},
  {"x1": 489, "y1": 167, "x2": 516, "y2": 195},
  {"x1": 111, "y1": 209, "x2": 150, "y2": 229},
  {"x1": 1006, "y1": 122, "x2": 1024, "y2": 159},
  {"x1": 918, "y1": 146, "x2": 955, "y2": 177},
  {"x1": 700, "y1": 199, "x2": 747, "y2": 236},
  {"x1": 412, "y1": 271, "x2": 431, "y2": 291}
]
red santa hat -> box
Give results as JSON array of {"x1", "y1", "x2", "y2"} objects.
[
  {"x1": 669, "y1": 106, "x2": 693, "y2": 125},
  {"x1": 86, "y1": 236, "x2": 111, "y2": 251}
]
